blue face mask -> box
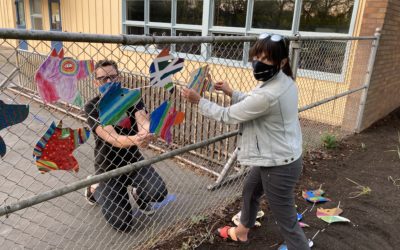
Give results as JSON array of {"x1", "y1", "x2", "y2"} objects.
[{"x1": 99, "y1": 82, "x2": 113, "y2": 94}]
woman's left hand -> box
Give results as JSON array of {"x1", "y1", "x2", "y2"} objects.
[{"x1": 181, "y1": 87, "x2": 201, "y2": 104}]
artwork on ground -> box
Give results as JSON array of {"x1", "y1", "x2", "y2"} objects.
[
  {"x1": 149, "y1": 48, "x2": 184, "y2": 91},
  {"x1": 149, "y1": 100, "x2": 185, "y2": 144},
  {"x1": 316, "y1": 207, "x2": 350, "y2": 224},
  {"x1": 0, "y1": 100, "x2": 29, "y2": 157},
  {"x1": 33, "y1": 120, "x2": 90, "y2": 173},
  {"x1": 35, "y1": 48, "x2": 94, "y2": 106},
  {"x1": 302, "y1": 187, "x2": 331, "y2": 203},
  {"x1": 98, "y1": 82, "x2": 142, "y2": 126},
  {"x1": 187, "y1": 65, "x2": 213, "y2": 94}
]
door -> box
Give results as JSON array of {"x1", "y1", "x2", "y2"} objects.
[
  {"x1": 48, "y1": 0, "x2": 62, "y2": 52},
  {"x1": 15, "y1": 0, "x2": 28, "y2": 50}
]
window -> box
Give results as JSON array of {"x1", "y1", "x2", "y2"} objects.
[
  {"x1": 126, "y1": 0, "x2": 144, "y2": 21},
  {"x1": 300, "y1": 0, "x2": 355, "y2": 33},
  {"x1": 252, "y1": 0, "x2": 294, "y2": 30},
  {"x1": 30, "y1": 0, "x2": 43, "y2": 30},
  {"x1": 150, "y1": 0, "x2": 171, "y2": 23},
  {"x1": 213, "y1": 0, "x2": 247, "y2": 27},
  {"x1": 177, "y1": 0, "x2": 203, "y2": 25},
  {"x1": 176, "y1": 30, "x2": 201, "y2": 55},
  {"x1": 127, "y1": 26, "x2": 145, "y2": 35},
  {"x1": 211, "y1": 33, "x2": 244, "y2": 61},
  {"x1": 149, "y1": 28, "x2": 171, "y2": 50},
  {"x1": 16, "y1": 0, "x2": 26, "y2": 26}
]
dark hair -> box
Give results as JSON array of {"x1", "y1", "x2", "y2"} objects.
[
  {"x1": 249, "y1": 37, "x2": 293, "y2": 79},
  {"x1": 94, "y1": 60, "x2": 119, "y2": 76}
]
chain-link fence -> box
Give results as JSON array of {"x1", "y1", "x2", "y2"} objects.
[{"x1": 0, "y1": 29, "x2": 378, "y2": 249}]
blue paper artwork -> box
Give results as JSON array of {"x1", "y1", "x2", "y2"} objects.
[{"x1": 0, "y1": 100, "x2": 29, "y2": 157}]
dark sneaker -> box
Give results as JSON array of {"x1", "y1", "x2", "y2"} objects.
[
  {"x1": 84, "y1": 175, "x2": 97, "y2": 205},
  {"x1": 127, "y1": 185, "x2": 155, "y2": 216}
]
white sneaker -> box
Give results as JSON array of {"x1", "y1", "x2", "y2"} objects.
[{"x1": 127, "y1": 185, "x2": 155, "y2": 216}]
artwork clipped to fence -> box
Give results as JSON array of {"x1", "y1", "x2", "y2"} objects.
[
  {"x1": 150, "y1": 100, "x2": 185, "y2": 144},
  {"x1": 0, "y1": 101, "x2": 29, "y2": 157},
  {"x1": 149, "y1": 48, "x2": 184, "y2": 91},
  {"x1": 187, "y1": 65, "x2": 213, "y2": 95},
  {"x1": 35, "y1": 48, "x2": 94, "y2": 107},
  {"x1": 33, "y1": 120, "x2": 90, "y2": 173}
]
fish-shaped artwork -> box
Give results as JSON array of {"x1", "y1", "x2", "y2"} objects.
[
  {"x1": 149, "y1": 100, "x2": 185, "y2": 144},
  {"x1": 0, "y1": 100, "x2": 29, "y2": 157},
  {"x1": 302, "y1": 188, "x2": 331, "y2": 203},
  {"x1": 98, "y1": 82, "x2": 142, "y2": 126},
  {"x1": 149, "y1": 48, "x2": 184, "y2": 91},
  {"x1": 35, "y1": 48, "x2": 94, "y2": 106},
  {"x1": 33, "y1": 120, "x2": 90, "y2": 173},
  {"x1": 187, "y1": 66, "x2": 213, "y2": 95},
  {"x1": 316, "y1": 207, "x2": 350, "y2": 224}
]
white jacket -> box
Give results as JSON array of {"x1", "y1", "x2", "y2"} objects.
[{"x1": 198, "y1": 71, "x2": 302, "y2": 167}]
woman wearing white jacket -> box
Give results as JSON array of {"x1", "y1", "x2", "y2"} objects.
[{"x1": 182, "y1": 33, "x2": 310, "y2": 250}]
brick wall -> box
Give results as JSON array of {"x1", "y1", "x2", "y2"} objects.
[{"x1": 359, "y1": 0, "x2": 400, "y2": 130}]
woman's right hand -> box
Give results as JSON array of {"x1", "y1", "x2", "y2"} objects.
[{"x1": 214, "y1": 81, "x2": 233, "y2": 97}]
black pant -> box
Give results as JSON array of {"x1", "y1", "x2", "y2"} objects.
[
  {"x1": 93, "y1": 165, "x2": 168, "y2": 232},
  {"x1": 240, "y1": 158, "x2": 310, "y2": 250}
]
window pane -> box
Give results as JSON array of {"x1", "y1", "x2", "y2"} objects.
[
  {"x1": 149, "y1": 28, "x2": 171, "y2": 50},
  {"x1": 126, "y1": 0, "x2": 144, "y2": 21},
  {"x1": 50, "y1": 2, "x2": 61, "y2": 30},
  {"x1": 211, "y1": 33, "x2": 243, "y2": 61},
  {"x1": 177, "y1": 0, "x2": 203, "y2": 25},
  {"x1": 31, "y1": 0, "x2": 42, "y2": 14},
  {"x1": 252, "y1": 0, "x2": 294, "y2": 30},
  {"x1": 300, "y1": 0, "x2": 355, "y2": 33},
  {"x1": 299, "y1": 41, "x2": 347, "y2": 74},
  {"x1": 32, "y1": 17, "x2": 43, "y2": 30},
  {"x1": 127, "y1": 26, "x2": 145, "y2": 35},
  {"x1": 214, "y1": 0, "x2": 247, "y2": 27},
  {"x1": 150, "y1": 0, "x2": 171, "y2": 23},
  {"x1": 175, "y1": 30, "x2": 201, "y2": 55},
  {"x1": 16, "y1": 1, "x2": 26, "y2": 26}
]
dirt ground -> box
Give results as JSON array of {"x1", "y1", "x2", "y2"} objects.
[{"x1": 153, "y1": 108, "x2": 400, "y2": 250}]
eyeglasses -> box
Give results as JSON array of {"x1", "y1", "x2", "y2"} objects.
[
  {"x1": 258, "y1": 32, "x2": 286, "y2": 48},
  {"x1": 95, "y1": 74, "x2": 119, "y2": 83}
]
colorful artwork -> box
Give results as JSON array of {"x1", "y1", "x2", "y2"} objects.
[
  {"x1": 316, "y1": 207, "x2": 350, "y2": 224},
  {"x1": 149, "y1": 48, "x2": 184, "y2": 91},
  {"x1": 187, "y1": 66, "x2": 213, "y2": 94},
  {"x1": 297, "y1": 212, "x2": 310, "y2": 228},
  {"x1": 33, "y1": 120, "x2": 90, "y2": 173},
  {"x1": 98, "y1": 82, "x2": 142, "y2": 126},
  {"x1": 149, "y1": 100, "x2": 185, "y2": 144},
  {"x1": 302, "y1": 188, "x2": 331, "y2": 203},
  {"x1": 35, "y1": 48, "x2": 94, "y2": 106},
  {"x1": 0, "y1": 101, "x2": 29, "y2": 157}
]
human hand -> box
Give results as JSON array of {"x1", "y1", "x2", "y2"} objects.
[
  {"x1": 135, "y1": 131, "x2": 154, "y2": 148},
  {"x1": 214, "y1": 81, "x2": 233, "y2": 97},
  {"x1": 181, "y1": 87, "x2": 201, "y2": 104}
]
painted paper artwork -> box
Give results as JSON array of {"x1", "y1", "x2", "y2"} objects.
[
  {"x1": 0, "y1": 100, "x2": 29, "y2": 157},
  {"x1": 33, "y1": 120, "x2": 90, "y2": 173},
  {"x1": 35, "y1": 48, "x2": 94, "y2": 106},
  {"x1": 187, "y1": 66, "x2": 213, "y2": 95},
  {"x1": 149, "y1": 48, "x2": 184, "y2": 91},
  {"x1": 98, "y1": 82, "x2": 142, "y2": 126},
  {"x1": 149, "y1": 100, "x2": 185, "y2": 144},
  {"x1": 316, "y1": 207, "x2": 350, "y2": 224},
  {"x1": 302, "y1": 188, "x2": 331, "y2": 203}
]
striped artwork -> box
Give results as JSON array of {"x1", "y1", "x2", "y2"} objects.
[
  {"x1": 33, "y1": 120, "x2": 90, "y2": 173},
  {"x1": 149, "y1": 48, "x2": 184, "y2": 91},
  {"x1": 187, "y1": 65, "x2": 213, "y2": 95},
  {"x1": 98, "y1": 82, "x2": 142, "y2": 126},
  {"x1": 150, "y1": 100, "x2": 185, "y2": 144}
]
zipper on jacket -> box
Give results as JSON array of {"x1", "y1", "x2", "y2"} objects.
[{"x1": 256, "y1": 135, "x2": 260, "y2": 154}]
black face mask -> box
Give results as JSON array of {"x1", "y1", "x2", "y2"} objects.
[{"x1": 252, "y1": 60, "x2": 279, "y2": 82}]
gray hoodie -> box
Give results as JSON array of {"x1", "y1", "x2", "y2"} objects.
[{"x1": 198, "y1": 70, "x2": 302, "y2": 167}]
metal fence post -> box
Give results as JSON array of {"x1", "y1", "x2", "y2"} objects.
[
  {"x1": 355, "y1": 28, "x2": 381, "y2": 133},
  {"x1": 290, "y1": 34, "x2": 302, "y2": 81}
]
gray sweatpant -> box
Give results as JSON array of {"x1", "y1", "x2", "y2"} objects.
[{"x1": 240, "y1": 158, "x2": 310, "y2": 250}]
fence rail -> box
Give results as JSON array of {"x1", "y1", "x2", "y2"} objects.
[{"x1": 0, "y1": 29, "x2": 379, "y2": 249}]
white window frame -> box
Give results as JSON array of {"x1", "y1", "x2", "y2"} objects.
[
  {"x1": 30, "y1": 0, "x2": 43, "y2": 30},
  {"x1": 122, "y1": 0, "x2": 360, "y2": 82}
]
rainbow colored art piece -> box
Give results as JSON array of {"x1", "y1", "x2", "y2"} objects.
[
  {"x1": 98, "y1": 82, "x2": 142, "y2": 126},
  {"x1": 187, "y1": 65, "x2": 213, "y2": 94},
  {"x1": 297, "y1": 212, "x2": 310, "y2": 228},
  {"x1": 316, "y1": 207, "x2": 350, "y2": 224},
  {"x1": 33, "y1": 120, "x2": 90, "y2": 173},
  {"x1": 149, "y1": 48, "x2": 184, "y2": 91},
  {"x1": 0, "y1": 100, "x2": 29, "y2": 157},
  {"x1": 35, "y1": 48, "x2": 94, "y2": 106},
  {"x1": 302, "y1": 188, "x2": 331, "y2": 203},
  {"x1": 150, "y1": 100, "x2": 185, "y2": 144}
]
